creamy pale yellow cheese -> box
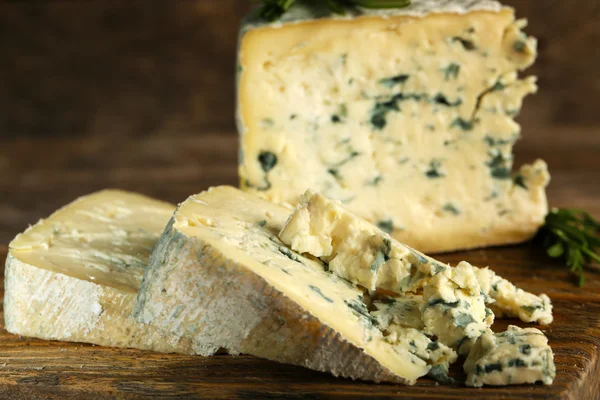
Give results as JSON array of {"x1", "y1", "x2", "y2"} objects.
[
  {"x1": 279, "y1": 190, "x2": 445, "y2": 293},
  {"x1": 475, "y1": 267, "x2": 553, "y2": 325},
  {"x1": 372, "y1": 295, "x2": 457, "y2": 379},
  {"x1": 5, "y1": 190, "x2": 193, "y2": 353},
  {"x1": 372, "y1": 294, "x2": 424, "y2": 331},
  {"x1": 421, "y1": 262, "x2": 494, "y2": 355},
  {"x1": 464, "y1": 325, "x2": 555, "y2": 387},
  {"x1": 134, "y1": 186, "x2": 454, "y2": 384},
  {"x1": 279, "y1": 189, "x2": 553, "y2": 325},
  {"x1": 237, "y1": 2, "x2": 549, "y2": 253}
]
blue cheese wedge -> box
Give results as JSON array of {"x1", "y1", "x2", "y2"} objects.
[
  {"x1": 279, "y1": 189, "x2": 553, "y2": 326},
  {"x1": 464, "y1": 325, "x2": 556, "y2": 387},
  {"x1": 134, "y1": 186, "x2": 450, "y2": 384},
  {"x1": 237, "y1": 0, "x2": 549, "y2": 253},
  {"x1": 5, "y1": 190, "x2": 193, "y2": 353}
]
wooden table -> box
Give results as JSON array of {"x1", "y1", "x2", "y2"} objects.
[{"x1": 1, "y1": 1, "x2": 600, "y2": 399}]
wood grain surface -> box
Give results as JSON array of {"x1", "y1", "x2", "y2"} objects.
[{"x1": 0, "y1": 0, "x2": 599, "y2": 399}]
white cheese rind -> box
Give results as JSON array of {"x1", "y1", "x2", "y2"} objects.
[
  {"x1": 134, "y1": 186, "x2": 450, "y2": 384},
  {"x1": 464, "y1": 325, "x2": 555, "y2": 387},
  {"x1": 238, "y1": 4, "x2": 549, "y2": 253},
  {"x1": 242, "y1": 1, "x2": 503, "y2": 30},
  {"x1": 4, "y1": 190, "x2": 193, "y2": 353}
]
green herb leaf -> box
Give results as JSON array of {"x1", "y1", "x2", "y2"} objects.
[
  {"x1": 546, "y1": 242, "x2": 564, "y2": 258},
  {"x1": 538, "y1": 208, "x2": 600, "y2": 286},
  {"x1": 256, "y1": 0, "x2": 411, "y2": 21},
  {"x1": 257, "y1": 0, "x2": 297, "y2": 21}
]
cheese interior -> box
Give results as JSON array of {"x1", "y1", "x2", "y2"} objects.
[
  {"x1": 464, "y1": 325, "x2": 555, "y2": 386},
  {"x1": 475, "y1": 267, "x2": 553, "y2": 325},
  {"x1": 9, "y1": 190, "x2": 174, "y2": 293},
  {"x1": 280, "y1": 189, "x2": 446, "y2": 293},
  {"x1": 238, "y1": 7, "x2": 549, "y2": 253},
  {"x1": 280, "y1": 189, "x2": 553, "y2": 325},
  {"x1": 373, "y1": 294, "x2": 457, "y2": 376}
]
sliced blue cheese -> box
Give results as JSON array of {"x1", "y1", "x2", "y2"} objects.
[
  {"x1": 421, "y1": 262, "x2": 494, "y2": 355},
  {"x1": 5, "y1": 190, "x2": 193, "y2": 353},
  {"x1": 134, "y1": 186, "x2": 449, "y2": 384},
  {"x1": 279, "y1": 189, "x2": 553, "y2": 326},
  {"x1": 237, "y1": 0, "x2": 549, "y2": 253},
  {"x1": 464, "y1": 325, "x2": 555, "y2": 387}
]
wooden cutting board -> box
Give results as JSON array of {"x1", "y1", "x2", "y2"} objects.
[{"x1": 1, "y1": 245, "x2": 599, "y2": 399}]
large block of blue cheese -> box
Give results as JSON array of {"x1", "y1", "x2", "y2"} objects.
[
  {"x1": 237, "y1": 0, "x2": 549, "y2": 253},
  {"x1": 5, "y1": 190, "x2": 193, "y2": 353}
]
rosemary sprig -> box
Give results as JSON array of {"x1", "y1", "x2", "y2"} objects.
[
  {"x1": 538, "y1": 208, "x2": 600, "y2": 286},
  {"x1": 257, "y1": 0, "x2": 411, "y2": 22}
]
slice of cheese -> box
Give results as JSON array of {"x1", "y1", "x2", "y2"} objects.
[
  {"x1": 464, "y1": 325, "x2": 555, "y2": 387},
  {"x1": 237, "y1": 0, "x2": 549, "y2": 253},
  {"x1": 279, "y1": 189, "x2": 553, "y2": 325},
  {"x1": 135, "y1": 186, "x2": 451, "y2": 384},
  {"x1": 5, "y1": 190, "x2": 193, "y2": 353}
]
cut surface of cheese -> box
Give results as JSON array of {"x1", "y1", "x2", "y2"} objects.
[
  {"x1": 421, "y1": 262, "x2": 493, "y2": 355},
  {"x1": 279, "y1": 189, "x2": 553, "y2": 326},
  {"x1": 135, "y1": 186, "x2": 452, "y2": 384},
  {"x1": 5, "y1": 190, "x2": 193, "y2": 353},
  {"x1": 237, "y1": 1, "x2": 549, "y2": 253},
  {"x1": 372, "y1": 295, "x2": 457, "y2": 378},
  {"x1": 279, "y1": 190, "x2": 445, "y2": 293},
  {"x1": 475, "y1": 266, "x2": 553, "y2": 325},
  {"x1": 464, "y1": 325, "x2": 555, "y2": 387}
]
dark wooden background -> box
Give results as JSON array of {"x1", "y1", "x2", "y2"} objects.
[{"x1": 0, "y1": 2, "x2": 599, "y2": 399}]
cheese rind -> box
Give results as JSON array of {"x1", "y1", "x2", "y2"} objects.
[
  {"x1": 238, "y1": 2, "x2": 549, "y2": 253},
  {"x1": 243, "y1": 1, "x2": 503, "y2": 29},
  {"x1": 464, "y1": 325, "x2": 555, "y2": 387},
  {"x1": 134, "y1": 186, "x2": 451, "y2": 384},
  {"x1": 4, "y1": 190, "x2": 193, "y2": 353}
]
